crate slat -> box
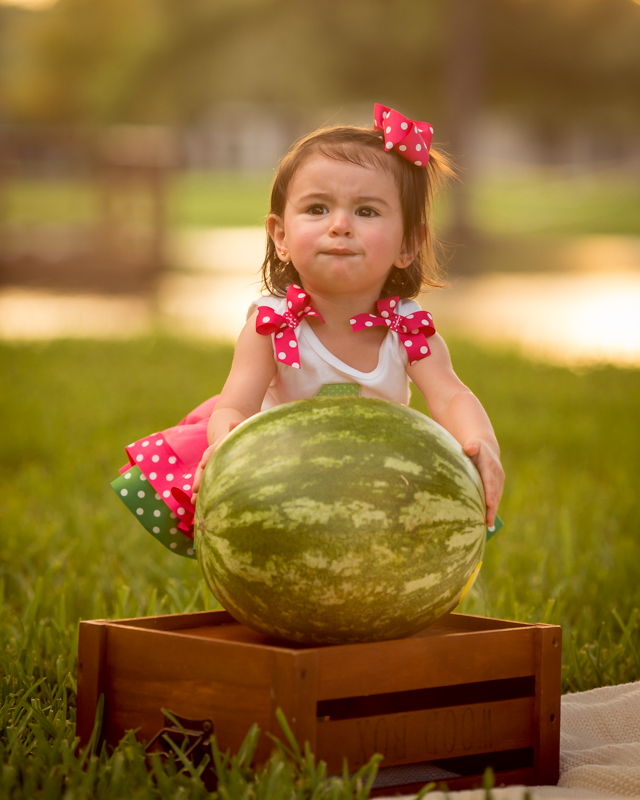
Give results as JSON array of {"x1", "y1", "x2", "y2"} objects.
[
  {"x1": 315, "y1": 627, "x2": 537, "y2": 700},
  {"x1": 316, "y1": 696, "x2": 534, "y2": 772}
]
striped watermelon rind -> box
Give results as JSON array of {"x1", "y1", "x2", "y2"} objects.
[{"x1": 195, "y1": 397, "x2": 485, "y2": 644}]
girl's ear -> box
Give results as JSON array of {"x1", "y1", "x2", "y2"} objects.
[
  {"x1": 393, "y1": 249, "x2": 414, "y2": 270},
  {"x1": 267, "y1": 213, "x2": 286, "y2": 250},
  {"x1": 267, "y1": 214, "x2": 290, "y2": 262},
  {"x1": 394, "y1": 226, "x2": 426, "y2": 270}
]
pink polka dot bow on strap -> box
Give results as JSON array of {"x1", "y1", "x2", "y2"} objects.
[
  {"x1": 256, "y1": 284, "x2": 325, "y2": 369},
  {"x1": 374, "y1": 104, "x2": 434, "y2": 167},
  {"x1": 350, "y1": 296, "x2": 436, "y2": 365}
]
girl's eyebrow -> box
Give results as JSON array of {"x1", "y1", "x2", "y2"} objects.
[
  {"x1": 295, "y1": 190, "x2": 392, "y2": 208},
  {"x1": 354, "y1": 194, "x2": 392, "y2": 207}
]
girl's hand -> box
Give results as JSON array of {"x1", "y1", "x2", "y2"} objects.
[
  {"x1": 463, "y1": 439, "x2": 505, "y2": 527},
  {"x1": 407, "y1": 335, "x2": 504, "y2": 528},
  {"x1": 191, "y1": 423, "x2": 240, "y2": 505},
  {"x1": 191, "y1": 444, "x2": 216, "y2": 505}
]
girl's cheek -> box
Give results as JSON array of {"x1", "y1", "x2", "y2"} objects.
[{"x1": 296, "y1": 228, "x2": 321, "y2": 251}]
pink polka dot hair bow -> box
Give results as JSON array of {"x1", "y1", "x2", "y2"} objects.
[
  {"x1": 256, "y1": 284, "x2": 324, "y2": 369},
  {"x1": 374, "y1": 104, "x2": 434, "y2": 167},
  {"x1": 350, "y1": 297, "x2": 436, "y2": 365}
]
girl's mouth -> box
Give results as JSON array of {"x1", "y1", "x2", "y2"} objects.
[{"x1": 324, "y1": 248, "x2": 357, "y2": 256}]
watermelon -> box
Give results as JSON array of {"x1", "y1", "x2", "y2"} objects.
[{"x1": 195, "y1": 397, "x2": 486, "y2": 645}]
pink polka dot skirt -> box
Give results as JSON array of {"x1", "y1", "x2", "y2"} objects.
[{"x1": 111, "y1": 395, "x2": 219, "y2": 558}]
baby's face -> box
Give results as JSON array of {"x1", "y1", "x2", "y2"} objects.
[{"x1": 270, "y1": 154, "x2": 409, "y2": 301}]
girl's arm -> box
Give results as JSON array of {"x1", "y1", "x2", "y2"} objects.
[
  {"x1": 192, "y1": 311, "x2": 276, "y2": 499},
  {"x1": 407, "y1": 334, "x2": 505, "y2": 526}
]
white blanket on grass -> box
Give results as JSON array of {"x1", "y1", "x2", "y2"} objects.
[
  {"x1": 386, "y1": 681, "x2": 640, "y2": 800},
  {"x1": 555, "y1": 681, "x2": 640, "y2": 797}
]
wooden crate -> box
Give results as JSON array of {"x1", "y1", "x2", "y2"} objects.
[{"x1": 77, "y1": 610, "x2": 561, "y2": 793}]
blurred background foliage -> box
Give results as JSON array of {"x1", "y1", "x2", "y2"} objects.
[
  {"x1": 1, "y1": 0, "x2": 638, "y2": 272},
  {"x1": 1, "y1": 0, "x2": 639, "y2": 133}
]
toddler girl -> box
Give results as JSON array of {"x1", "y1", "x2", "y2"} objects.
[{"x1": 112, "y1": 104, "x2": 504, "y2": 559}]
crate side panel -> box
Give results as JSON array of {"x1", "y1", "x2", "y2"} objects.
[
  {"x1": 102, "y1": 625, "x2": 278, "y2": 760},
  {"x1": 76, "y1": 621, "x2": 108, "y2": 749},
  {"x1": 533, "y1": 625, "x2": 562, "y2": 784},
  {"x1": 317, "y1": 629, "x2": 536, "y2": 700},
  {"x1": 269, "y1": 651, "x2": 319, "y2": 752},
  {"x1": 316, "y1": 697, "x2": 534, "y2": 773}
]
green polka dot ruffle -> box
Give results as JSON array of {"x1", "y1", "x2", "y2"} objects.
[{"x1": 111, "y1": 466, "x2": 197, "y2": 559}]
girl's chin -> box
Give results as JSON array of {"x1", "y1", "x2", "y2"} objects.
[{"x1": 297, "y1": 276, "x2": 390, "y2": 299}]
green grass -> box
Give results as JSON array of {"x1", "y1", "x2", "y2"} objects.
[
  {"x1": 1, "y1": 337, "x2": 640, "y2": 798},
  {"x1": 1, "y1": 180, "x2": 100, "y2": 226},
  {"x1": 470, "y1": 169, "x2": 640, "y2": 237},
  {"x1": 0, "y1": 172, "x2": 274, "y2": 230},
  {"x1": 3, "y1": 167, "x2": 640, "y2": 236},
  {"x1": 169, "y1": 172, "x2": 274, "y2": 228}
]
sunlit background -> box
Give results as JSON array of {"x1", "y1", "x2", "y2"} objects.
[{"x1": 0, "y1": 0, "x2": 639, "y2": 366}]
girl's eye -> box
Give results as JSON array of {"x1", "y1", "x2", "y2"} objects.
[
  {"x1": 307, "y1": 204, "x2": 327, "y2": 215},
  {"x1": 357, "y1": 207, "x2": 378, "y2": 218}
]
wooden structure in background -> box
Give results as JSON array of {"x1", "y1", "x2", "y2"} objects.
[
  {"x1": 77, "y1": 610, "x2": 561, "y2": 794},
  {"x1": 0, "y1": 124, "x2": 177, "y2": 293}
]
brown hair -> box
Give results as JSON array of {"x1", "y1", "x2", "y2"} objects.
[{"x1": 261, "y1": 125, "x2": 454, "y2": 299}]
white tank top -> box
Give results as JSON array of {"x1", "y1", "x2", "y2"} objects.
[{"x1": 247, "y1": 295, "x2": 423, "y2": 410}]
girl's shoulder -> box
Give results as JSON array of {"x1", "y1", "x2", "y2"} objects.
[
  {"x1": 393, "y1": 298, "x2": 426, "y2": 324},
  {"x1": 396, "y1": 297, "x2": 422, "y2": 315},
  {"x1": 246, "y1": 293, "x2": 287, "y2": 320}
]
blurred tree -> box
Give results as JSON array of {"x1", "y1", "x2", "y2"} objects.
[
  {"x1": 446, "y1": 0, "x2": 485, "y2": 241},
  {"x1": 0, "y1": 0, "x2": 289, "y2": 123},
  {"x1": 487, "y1": 0, "x2": 640, "y2": 138},
  {"x1": 288, "y1": 0, "x2": 446, "y2": 117},
  {"x1": 1, "y1": 0, "x2": 164, "y2": 122}
]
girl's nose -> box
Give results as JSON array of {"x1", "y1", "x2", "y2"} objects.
[{"x1": 328, "y1": 210, "x2": 352, "y2": 236}]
